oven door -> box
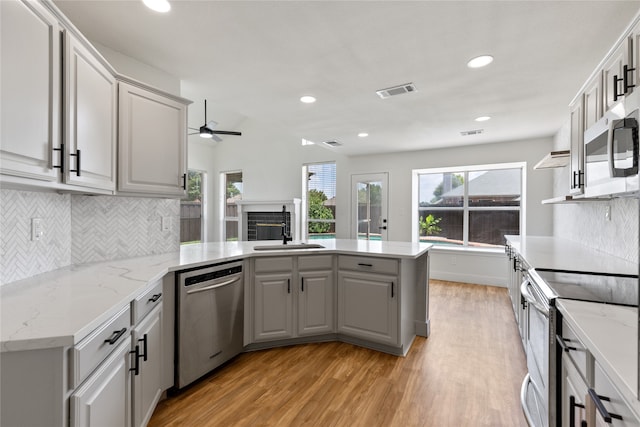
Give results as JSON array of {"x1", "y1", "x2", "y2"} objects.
[{"x1": 521, "y1": 277, "x2": 551, "y2": 427}]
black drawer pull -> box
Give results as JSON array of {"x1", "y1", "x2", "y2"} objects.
[
  {"x1": 104, "y1": 327, "x2": 127, "y2": 345},
  {"x1": 148, "y1": 293, "x2": 162, "y2": 303},
  {"x1": 588, "y1": 389, "x2": 623, "y2": 423},
  {"x1": 357, "y1": 263, "x2": 373, "y2": 267}
]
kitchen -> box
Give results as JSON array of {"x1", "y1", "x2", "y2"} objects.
[{"x1": 1, "y1": 1, "x2": 640, "y2": 426}]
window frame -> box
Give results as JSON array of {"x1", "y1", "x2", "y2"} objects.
[
  {"x1": 220, "y1": 170, "x2": 243, "y2": 241},
  {"x1": 302, "y1": 161, "x2": 337, "y2": 240},
  {"x1": 411, "y1": 162, "x2": 526, "y2": 248}
]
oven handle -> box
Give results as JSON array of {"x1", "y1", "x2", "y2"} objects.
[
  {"x1": 186, "y1": 276, "x2": 241, "y2": 295},
  {"x1": 520, "y1": 280, "x2": 549, "y2": 318},
  {"x1": 520, "y1": 374, "x2": 535, "y2": 427}
]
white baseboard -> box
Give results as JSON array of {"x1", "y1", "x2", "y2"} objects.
[{"x1": 430, "y1": 270, "x2": 507, "y2": 287}]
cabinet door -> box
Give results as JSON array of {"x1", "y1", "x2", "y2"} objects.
[
  {"x1": 602, "y1": 41, "x2": 628, "y2": 112},
  {"x1": 64, "y1": 32, "x2": 117, "y2": 191},
  {"x1": 337, "y1": 270, "x2": 398, "y2": 346},
  {"x1": 583, "y1": 75, "x2": 602, "y2": 130},
  {"x1": 253, "y1": 272, "x2": 293, "y2": 341},
  {"x1": 569, "y1": 98, "x2": 584, "y2": 195},
  {"x1": 561, "y1": 356, "x2": 588, "y2": 427},
  {"x1": 118, "y1": 82, "x2": 187, "y2": 197},
  {"x1": 131, "y1": 305, "x2": 163, "y2": 427},
  {"x1": 70, "y1": 339, "x2": 131, "y2": 427},
  {"x1": 0, "y1": 0, "x2": 61, "y2": 181},
  {"x1": 298, "y1": 270, "x2": 334, "y2": 336}
]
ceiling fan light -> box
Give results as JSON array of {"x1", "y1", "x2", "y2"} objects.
[
  {"x1": 300, "y1": 95, "x2": 316, "y2": 104},
  {"x1": 199, "y1": 126, "x2": 213, "y2": 138},
  {"x1": 142, "y1": 0, "x2": 171, "y2": 12}
]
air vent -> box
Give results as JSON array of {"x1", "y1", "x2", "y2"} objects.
[
  {"x1": 460, "y1": 129, "x2": 484, "y2": 136},
  {"x1": 323, "y1": 140, "x2": 342, "y2": 147},
  {"x1": 376, "y1": 83, "x2": 417, "y2": 99}
]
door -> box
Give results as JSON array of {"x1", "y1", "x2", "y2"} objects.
[
  {"x1": 351, "y1": 173, "x2": 388, "y2": 240},
  {"x1": 298, "y1": 270, "x2": 334, "y2": 336}
]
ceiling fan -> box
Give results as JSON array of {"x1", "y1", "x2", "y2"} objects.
[{"x1": 188, "y1": 99, "x2": 242, "y2": 142}]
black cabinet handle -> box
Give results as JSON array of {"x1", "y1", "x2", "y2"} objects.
[
  {"x1": 182, "y1": 173, "x2": 187, "y2": 190},
  {"x1": 53, "y1": 143, "x2": 64, "y2": 172},
  {"x1": 104, "y1": 327, "x2": 127, "y2": 345},
  {"x1": 139, "y1": 334, "x2": 148, "y2": 362},
  {"x1": 301, "y1": 277, "x2": 304, "y2": 292},
  {"x1": 148, "y1": 293, "x2": 162, "y2": 303},
  {"x1": 624, "y1": 64, "x2": 636, "y2": 93},
  {"x1": 357, "y1": 263, "x2": 373, "y2": 267},
  {"x1": 569, "y1": 395, "x2": 585, "y2": 426},
  {"x1": 130, "y1": 344, "x2": 142, "y2": 376},
  {"x1": 614, "y1": 74, "x2": 624, "y2": 102},
  {"x1": 578, "y1": 170, "x2": 584, "y2": 188},
  {"x1": 556, "y1": 335, "x2": 578, "y2": 352},
  {"x1": 572, "y1": 171, "x2": 578, "y2": 189},
  {"x1": 588, "y1": 389, "x2": 623, "y2": 423},
  {"x1": 69, "y1": 149, "x2": 81, "y2": 176},
  {"x1": 391, "y1": 282, "x2": 395, "y2": 298},
  {"x1": 287, "y1": 278, "x2": 290, "y2": 294}
]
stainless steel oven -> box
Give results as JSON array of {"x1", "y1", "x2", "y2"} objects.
[{"x1": 520, "y1": 268, "x2": 557, "y2": 427}]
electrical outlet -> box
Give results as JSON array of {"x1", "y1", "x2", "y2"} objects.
[
  {"x1": 31, "y1": 218, "x2": 43, "y2": 241},
  {"x1": 604, "y1": 205, "x2": 611, "y2": 221},
  {"x1": 161, "y1": 216, "x2": 171, "y2": 231}
]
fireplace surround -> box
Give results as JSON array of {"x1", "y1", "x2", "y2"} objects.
[{"x1": 236, "y1": 199, "x2": 301, "y2": 241}]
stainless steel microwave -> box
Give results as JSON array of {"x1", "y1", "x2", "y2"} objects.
[{"x1": 584, "y1": 107, "x2": 639, "y2": 197}]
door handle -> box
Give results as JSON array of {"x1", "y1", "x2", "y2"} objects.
[{"x1": 186, "y1": 276, "x2": 240, "y2": 294}]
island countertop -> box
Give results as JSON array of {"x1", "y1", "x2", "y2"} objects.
[{"x1": 1, "y1": 239, "x2": 431, "y2": 352}]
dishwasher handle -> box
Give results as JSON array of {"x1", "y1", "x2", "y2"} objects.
[{"x1": 186, "y1": 276, "x2": 241, "y2": 295}]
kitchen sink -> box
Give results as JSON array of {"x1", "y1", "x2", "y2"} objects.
[{"x1": 253, "y1": 243, "x2": 325, "y2": 251}]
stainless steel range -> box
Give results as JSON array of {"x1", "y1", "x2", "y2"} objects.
[{"x1": 519, "y1": 268, "x2": 637, "y2": 427}]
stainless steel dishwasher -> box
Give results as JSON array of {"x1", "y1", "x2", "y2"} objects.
[{"x1": 176, "y1": 260, "x2": 244, "y2": 389}]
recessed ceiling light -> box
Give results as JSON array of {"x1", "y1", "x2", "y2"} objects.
[
  {"x1": 142, "y1": 0, "x2": 170, "y2": 12},
  {"x1": 467, "y1": 55, "x2": 494, "y2": 68},
  {"x1": 300, "y1": 95, "x2": 316, "y2": 104},
  {"x1": 358, "y1": 132, "x2": 369, "y2": 138},
  {"x1": 475, "y1": 116, "x2": 491, "y2": 122}
]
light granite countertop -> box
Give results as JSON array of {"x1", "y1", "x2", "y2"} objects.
[
  {"x1": 505, "y1": 235, "x2": 638, "y2": 276},
  {"x1": 557, "y1": 299, "x2": 640, "y2": 419},
  {"x1": 1, "y1": 239, "x2": 431, "y2": 353}
]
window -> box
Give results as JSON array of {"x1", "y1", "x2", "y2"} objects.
[
  {"x1": 413, "y1": 163, "x2": 524, "y2": 248},
  {"x1": 303, "y1": 162, "x2": 336, "y2": 240},
  {"x1": 181, "y1": 170, "x2": 205, "y2": 244},
  {"x1": 222, "y1": 171, "x2": 242, "y2": 241}
]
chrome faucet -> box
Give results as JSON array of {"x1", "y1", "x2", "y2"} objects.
[{"x1": 281, "y1": 205, "x2": 292, "y2": 245}]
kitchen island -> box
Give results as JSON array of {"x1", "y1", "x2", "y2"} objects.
[{"x1": 0, "y1": 239, "x2": 431, "y2": 427}]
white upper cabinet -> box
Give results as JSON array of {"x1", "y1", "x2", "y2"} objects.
[
  {"x1": 118, "y1": 81, "x2": 189, "y2": 197},
  {"x1": 602, "y1": 40, "x2": 629, "y2": 112},
  {"x1": 0, "y1": 0, "x2": 61, "y2": 181},
  {"x1": 64, "y1": 31, "x2": 117, "y2": 191}
]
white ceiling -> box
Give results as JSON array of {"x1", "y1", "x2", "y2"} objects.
[{"x1": 54, "y1": 0, "x2": 640, "y2": 156}]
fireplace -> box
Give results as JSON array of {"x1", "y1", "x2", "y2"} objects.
[{"x1": 236, "y1": 199, "x2": 301, "y2": 241}]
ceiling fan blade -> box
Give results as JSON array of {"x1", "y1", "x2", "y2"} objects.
[
  {"x1": 209, "y1": 130, "x2": 242, "y2": 136},
  {"x1": 188, "y1": 131, "x2": 200, "y2": 136},
  {"x1": 188, "y1": 127, "x2": 200, "y2": 131},
  {"x1": 212, "y1": 134, "x2": 223, "y2": 143}
]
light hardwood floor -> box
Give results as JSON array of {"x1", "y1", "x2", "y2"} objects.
[{"x1": 149, "y1": 280, "x2": 528, "y2": 426}]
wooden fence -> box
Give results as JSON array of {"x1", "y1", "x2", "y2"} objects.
[{"x1": 180, "y1": 202, "x2": 202, "y2": 243}]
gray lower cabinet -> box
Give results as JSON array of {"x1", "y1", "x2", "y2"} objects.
[
  {"x1": 131, "y1": 304, "x2": 163, "y2": 427},
  {"x1": 70, "y1": 338, "x2": 132, "y2": 427},
  {"x1": 252, "y1": 255, "x2": 335, "y2": 342},
  {"x1": 337, "y1": 269, "x2": 398, "y2": 346}
]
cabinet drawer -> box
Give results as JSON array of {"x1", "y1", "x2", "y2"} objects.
[
  {"x1": 338, "y1": 255, "x2": 398, "y2": 275},
  {"x1": 559, "y1": 317, "x2": 589, "y2": 381},
  {"x1": 298, "y1": 255, "x2": 333, "y2": 271},
  {"x1": 70, "y1": 305, "x2": 131, "y2": 388},
  {"x1": 254, "y1": 256, "x2": 293, "y2": 273},
  {"x1": 592, "y1": 361, "x2": 640, "y2": 426},
  {"x1": 131, "y1": 280, "x2": 163, "y2": 325}
]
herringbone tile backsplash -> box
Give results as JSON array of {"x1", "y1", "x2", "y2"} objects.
[
  {"x1": 1, "y1": 190, "x2": 180, "y2": 285},
  {"x1": 0, "y1": 190, "x2": 72, "y2": 285}
]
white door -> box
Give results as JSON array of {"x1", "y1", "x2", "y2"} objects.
[{"x1": 351, "y1": 173, "x2": 388, "y2": 240}]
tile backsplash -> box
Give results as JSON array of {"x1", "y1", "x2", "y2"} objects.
[{"x1": 0, "y1": 189, "x2": 180, "y2": 285}]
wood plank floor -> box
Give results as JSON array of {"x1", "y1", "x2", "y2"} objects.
[{"x1": 149, "y1": 280, "x2": 528, "y2": 427}]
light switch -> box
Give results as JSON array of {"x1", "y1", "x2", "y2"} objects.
[{"x1": 31, "y1": 218, "x2": 43, "y2": 241}]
